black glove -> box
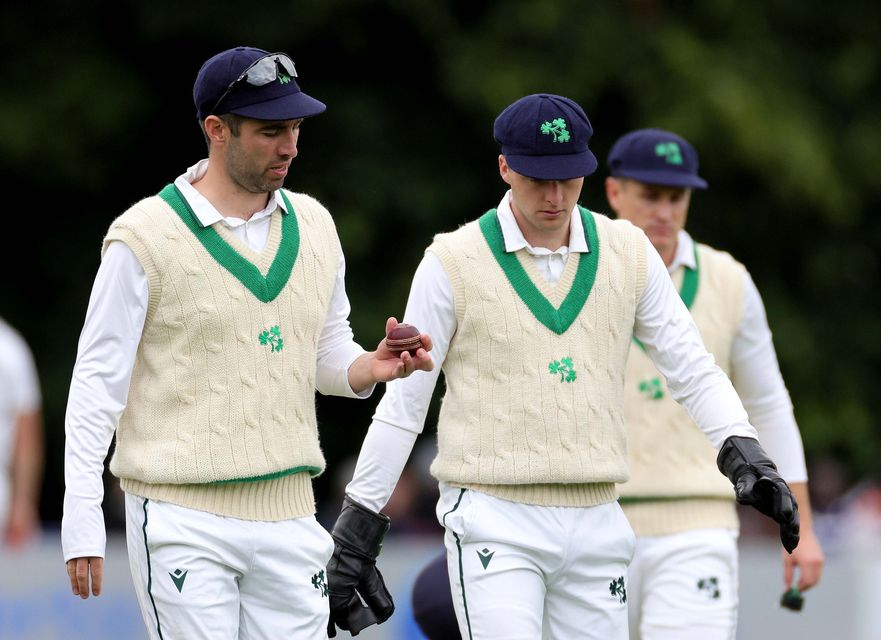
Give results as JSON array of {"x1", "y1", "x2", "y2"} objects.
[
  {"x1": 326, "y1": 496, "x2": 395, "y2": 637},
  {"x1": 717, "y1": 436, "x2": 800, "y2": 552}
]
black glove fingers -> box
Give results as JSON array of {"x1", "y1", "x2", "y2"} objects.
[
  {"x1": 345, "y1": 591, "x2": 380, "y2": 636},
  {"x1": 734, "y1": 470, "x2": 759, "y2": 505},
  {"x1": 771, "y1": 479, "x2": 794, "y2": 523},
  {"x1": 717, "y1": 437, "x2": 801, "y2": 553},
  {"x1": 359, "y1": 568, "x2": 395, "y2": 622},
  {"x1": 762, "y1": 480, "x2": 800, "y2": 553}
]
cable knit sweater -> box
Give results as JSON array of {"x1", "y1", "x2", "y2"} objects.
[
  {"x1": 428, "y1": 208, "x2": 647, "y2": 507},
  {"x1": 103, "y1": 185, "x2": 339, "y2": 520}
]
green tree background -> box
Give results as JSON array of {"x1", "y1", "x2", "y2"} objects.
[{"x1": 2, "y1": 0, "x2": 878, "y2": 526}]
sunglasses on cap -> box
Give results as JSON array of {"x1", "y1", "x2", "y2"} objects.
[{"x1": 209, "y1": 52, "x2": 298, "y2": 116}]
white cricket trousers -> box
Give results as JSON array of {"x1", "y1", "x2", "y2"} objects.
[
  {"x1": 437, "y1": 484, "x2": 636, "y2": 640},
  {"x1": 627, "y1": 528, "x2": 739, "y2": 640},
  {"x1": 124, "y1": 493, "x2": 334, "y2": 640}
]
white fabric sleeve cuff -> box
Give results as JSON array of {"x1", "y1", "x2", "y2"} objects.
[
  {"x1": 316, "y1": 343, "x2": 371, "y2": 398},
  {"x1": 61, "y1": 494, "x2": 107, "y2": 561}
]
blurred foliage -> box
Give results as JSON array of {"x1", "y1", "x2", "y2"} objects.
[{"x1": 1, "y1": 0, "x2": 879, "y2": 524}]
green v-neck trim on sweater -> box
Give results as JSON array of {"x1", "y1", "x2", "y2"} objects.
[
  {"x1": 478, "y1": 206, "x2": 599, "y2": 335},
  {"x1": 158, "y1": 184, "x2": 299, "y2": 302}
]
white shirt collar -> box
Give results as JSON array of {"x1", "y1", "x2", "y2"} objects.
[
  {"x1": 495, "y1": 190, "x2": 590, "y2": 255},
  {"x1": 668, "y1": 229, "x2": 697, "y2": 273},
  {"x1": 172, "y1": 159, "x2": 287, "y2": 228}
]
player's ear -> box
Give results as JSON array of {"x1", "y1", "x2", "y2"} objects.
[
  {"x1": 203, "y1": 115, "x2": 227, "y2": 144},
  {"x1": 605, "y1": 177, "x2": 622, "y2": 211},
  {"x1": 499, "y1": 155, "x2": 512, "y2": 185}
]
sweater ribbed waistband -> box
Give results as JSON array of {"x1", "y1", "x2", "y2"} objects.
[
  {"x1": 120, "y1": 471, "x2": 315, "y2": 521},
  {"x1": 457, "y1": 482, "x2": 617, "y2": 507},
  {"x1": 620, "y1": 497, "x2": 738, "y2": 536}
]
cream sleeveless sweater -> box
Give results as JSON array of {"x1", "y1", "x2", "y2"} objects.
[
  {"x1": 103, "y1": 185, "x2": 339, "y2": 520},
  {"x1": 428, "y1": 208, "x2": 647, "y2": 507},
  {"x1": 620, "y1": 243, "x2": 746, "y2": 535}
]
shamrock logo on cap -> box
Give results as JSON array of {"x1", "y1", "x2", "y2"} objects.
[
  {"x1": 541, "y1": 118, "x2": 571, "y2": 143},
  {"x1": 654, "y1": 142, "x2": 683, "y2": 165}
]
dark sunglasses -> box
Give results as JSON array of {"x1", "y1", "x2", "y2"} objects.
[{"x1": 209, "y1": 52, "x2": 298, "y2": 116}]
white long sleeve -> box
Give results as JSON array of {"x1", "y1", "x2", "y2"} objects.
[{"x1": 730, "y1": 272, "x2": 807, "y2": 481}]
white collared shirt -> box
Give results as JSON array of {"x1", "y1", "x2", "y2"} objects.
[{"x1": 62, "y1": 160, "x2": 369, "y2": 561}]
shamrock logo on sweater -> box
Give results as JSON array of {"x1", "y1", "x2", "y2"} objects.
[
  {"x1": 259, "y1": 325, "x2": 284, "y2": 353},
  {"x1": 638, "y1": 377, "x2": 664, "y2": 400},
  {"x1": 548, "y1": 357, "x2": 577, "y2": 383}
]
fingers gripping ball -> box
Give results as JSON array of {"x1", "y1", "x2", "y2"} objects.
[
  {"x1": 327, "y1": 497, "x2": 395, "y2": 637},
  {"x1": 385, "y1": 323, "x2": 424, "y2": 357},
  {"x1": 717, "y1": 436, "x2": 801, "y2": 553}
]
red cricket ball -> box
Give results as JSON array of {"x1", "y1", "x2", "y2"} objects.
[{"x1": 385, "y1": 323, "x2": 424, "y2": 357}]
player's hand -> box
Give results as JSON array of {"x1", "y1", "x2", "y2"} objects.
[
  {"x1": 347, "y1": 318, "x2": 433, "y2": 392},
  {"x1": 783, "y1": 526, "x2": 824, "y2": 592},
  {"x1": 67, "y1": 556, "x2": 104, "y2": 599},
  {"x1": 717, "y1": 436, "x2": 800, "y2": 552},
  {"x1": 3, "y1": 500, "x2": 39, "y2": 548},
  {"x1": 326, "y1": 497, "x2": 395, "y2": 637},
  {"x1": 373, "y1": 317, "x2": 434, "y2": 381}
]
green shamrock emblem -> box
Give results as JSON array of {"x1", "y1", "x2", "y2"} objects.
[
  {"x1": 654, "y1": 142, "x2": 682, "y2": 165},
  {"x1": 609, "y1": 576, "x2": 627, "y2": 603},
  {"x1": 312, "y1": 569, "x2": 328, "y2": 597},
  {"x1": 548, "y1": 357, "x2": 577, "y2": 383},
  {"x1": 638, "y1": 377, "x2": 664, "y2": 400},
  {"x1": 540, "y1": 118, "x2": 571, "y2": 143},
  {"x1": 278, "y1": 73, "x2": 291, "y2": 85},
  {"x1": 259, "y1": 326, "x2": 284, "y2": 353}
]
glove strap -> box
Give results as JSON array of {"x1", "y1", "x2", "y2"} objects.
[
  {"x1": 716, "y1": 435, "x2": 778, "y2": 483},
  {"x1": 331, "y1": 496, "x2": 390, "y2": 560}
]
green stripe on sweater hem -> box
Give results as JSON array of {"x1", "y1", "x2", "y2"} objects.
[
  {"x1": 618, "y1": 495, "x2": 731, "y2": 504},
  {"x1": 212, "y1": 465, "x2": 321, "y2": 484}
]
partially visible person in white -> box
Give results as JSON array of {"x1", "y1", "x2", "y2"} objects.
[
  {"x1": 0, "y1": 316, "x2": 44, "y2": 549},
  {"x1": 605, "y1": 128, "x2": 824, "y2": 640}
]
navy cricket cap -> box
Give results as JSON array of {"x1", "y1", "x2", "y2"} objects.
[
  {"x1": 493, "y1": 93, "x2": 598, "y2": 181},
  {"x1": 607, "y1": 128, "x2": 708, "y2": 189},
  {"x1": 193, "y1": 46, "x2": 326, "y2": 121}
]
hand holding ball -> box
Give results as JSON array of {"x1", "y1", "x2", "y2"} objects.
[{"x1": 385, "y1": 323, "x2": 424, "y2": 357}]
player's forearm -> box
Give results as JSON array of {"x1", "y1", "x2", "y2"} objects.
[
  {"x1": 10, "y1": 411, "x2": 44, "y2": 505},
  {"x1": 789, "y1": 482, "x2": 814, "y2": 530}
]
